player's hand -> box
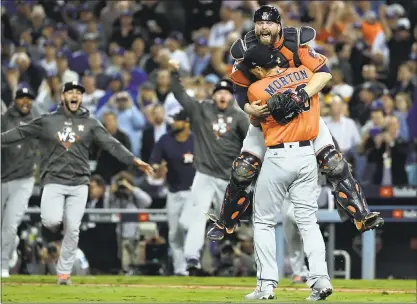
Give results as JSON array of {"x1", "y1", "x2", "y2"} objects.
[
  {"x1": 168, "y1": 60, "x2": 180, "y2": 72},
  {"x1": 134, "y1": 158, "x2": 154, "y2": 176},
  {"x1": 244, "y1": 101, "x2": 270, "y2": 118},
  {"x1": 152, "y1": 161, "x2": 168, "y2": 179}
]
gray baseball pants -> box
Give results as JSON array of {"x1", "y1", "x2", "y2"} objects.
[
  {"x1": 180, "y1": 171, "x2": 228, "y2": 261},
  {"x1": 253, "y1": 143, "x2": 330, "y2": 289},
  {"x1": 1, "y1": 177, "x2": 35, "y2": 270},
  {"x1": 167, "y1": 190, "x2": 191, "y2": 274},
  {"x1": 41, "y1": 184, "x2": 88, "y2": 275}
]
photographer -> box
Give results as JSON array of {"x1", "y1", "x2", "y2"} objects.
[{"x1": 109, "y1": 171, "x2": 152, "y2": 274}]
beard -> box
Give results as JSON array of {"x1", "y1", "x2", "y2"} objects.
[
  {"x1": 256, "y1": 30, "x2": 280, "y2": 46},
  {"x1": 171, "y1": 126, "x2": 184, "y2": 134}
]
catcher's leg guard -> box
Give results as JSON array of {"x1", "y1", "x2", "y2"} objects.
[
  {"x1": 317, "y1": 146, "x2": 384, "y2": 232},
  {"x1": 207, "y1": 152, "x2": 261, "y2": 241}
]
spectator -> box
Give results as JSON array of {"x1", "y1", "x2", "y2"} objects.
[
  {"x1": 323, "y1": 95, "x2": 361, "y2": 154},
  {"x1": 94, "y1": 112, "x2": 131, "y2": 184},
  {"x1": 123, "y1": 50, "x2": 147, "y2": 89},
  {"x1": 81, "y1": 73, "x2": 106, "y2": 115},
  {"x1": 18, "y1": 29, "x2": 43, "y2": 62},
  {"x1": 394, "y1": 93, "x2": 411, "y2": 141},
  {"x1": 97, "y1": 91, "x2": 147, "y2": 157},
  {"x1": 367, "y1": 116, "x2": 409, "y2": 186},
  {"x1": 334, "y1": 42, "x2": 354, "y2": 85},
  {"x1": 96, "y1": 73, "x2": 125, "y2": 111},
  {"x1": 105, "y1": 47, "x2": 125, "y2": 75},
  {"x1": 39, "y1": 41, "x2": 58, "y2": 76},
  {"x1": 360, "y1": 100, "x2": 387, "y2": 136},
  {"x1": 141, "y1": 104, "x2": 168, "y2": 163},
  {"x1": 208, "y1": 5, "x2": 235, "y2": 49},
  {"x1": 70, "y1": 32, "x2": 102, "y2": 75},
  {"x1": 109, "y1": 171, "x2": 152, "y2": 274},
  {"x1": 88, "y1": 51, "x2": 110, "y2": 90},
  {"x1": 183, "y1": 0, "x2": 221, "y2": 42},
  {"x1": 36, "y1": 20, "x2": 56, "y2": 51},
  {"x1": 76, "y1": 4, "x2": 94, "y2": 34},
  {"x1": 330, "y1": 68, "x2": 354, "y2": 103},
  {"x1": 140, "y1": 38, "x2": 164, "y2": 75},
  {"x1": 155, "y1": 70, "x2": 173, "y2": 105},
  {"x1": 110, "y1": 10, "x2": 142, "y2": 50},
  {"x1": 56, "y1": 51, "x2": 79, "y2": 84},
  {"x1": 131, "y1": 36, "x2": 146, "y2": 64},
  {"x1": 8, "y1": 52, "x2": 46, "y2": 96},
  {"x1": 9, "y1": 1, "x2": 33, "y2": 42},
  {"x1": 391, "y1": 62, "x2": 417, "y2": 98},
  {"x1": 137, "y1": 82, "x2": 159, "y2": 110},
  {"x1": 166, "y1": 32, "x2": 190, "y2": 74},
  {"x1": 148, "y1": 48, "x2": 172, "y2": 84},
  {"x1": 133, "y1": 0, "x2": 171, "y2": 40},
  {"x1": 54, "y1": 23, "x2": 78, "y2": 52},
  {"x1": 190, "y1": 37, "x2": 211, "y2": 77},
  {"x1": 34, "y1": 74, "x2": 62, "y2": 113}
]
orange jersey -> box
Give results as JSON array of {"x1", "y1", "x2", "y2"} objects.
[
  {"x1": 247, "y1": 66, "x2": 320, "y2": 146},
  {"x1": 230, "y1": 40, "x2": 327, "y2": 88}
]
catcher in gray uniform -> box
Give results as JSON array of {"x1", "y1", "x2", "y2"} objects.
[
  {"x1": 1, "y1": 82, "x2": 153, "y2": 285},
  {"x1": 1, "y1": 88, "x2": 37, "y2": 278}
]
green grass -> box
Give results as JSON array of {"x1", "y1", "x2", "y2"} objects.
[{"x1": 2, "y1": 276, "x2": 416, "y2": 303}]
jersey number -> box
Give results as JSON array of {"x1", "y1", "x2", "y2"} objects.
[{"x1": 284, "y1": 84, "x2": 311, "y2": 113}]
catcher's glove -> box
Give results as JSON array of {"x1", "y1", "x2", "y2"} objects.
[{"x1": 266, "y1": 92, "x2": 305, "y2": 125}]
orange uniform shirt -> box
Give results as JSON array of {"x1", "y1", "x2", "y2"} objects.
[
  {"x1": 247, "y1": 66, "x2": 320, "y2": 146},
  {"x1": 230, "y1": 39, "x2": 328, "y2": 88}
]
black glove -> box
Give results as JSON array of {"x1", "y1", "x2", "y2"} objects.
[{"x1": 266, "y1": 92, "x2": 304, "y2": 125}]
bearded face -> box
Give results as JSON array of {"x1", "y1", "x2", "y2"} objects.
[
  {"x1": 254, "y1": 21, "x2": 280, "y2": 45},
  {"x1": 62, "y1": 89, "x2": 83, "y2": 112}
]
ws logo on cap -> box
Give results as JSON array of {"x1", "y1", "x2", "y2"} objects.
[{"x1": 56, "y1": 126, "x2": 80, "y2": 149}]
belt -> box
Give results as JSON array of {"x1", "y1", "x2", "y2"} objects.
[{"x1": 269, "y1": 140, "x2": 311, "y2": 149}]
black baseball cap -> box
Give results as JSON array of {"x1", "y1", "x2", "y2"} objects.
[
  {"x1": 213, "y1": 79, "x2": 233, "y2": 95},
  {"x1": 243, "y1": 44, "x2": 278, "y2": 69},
  {"x1": 15, "y1": 87, "x2": 35, "y2": 99},
  {"x1": 62, "y1": 81, "x2": 85, "y2": 94},
  {"x1": 253, "y1": 5, "x2": 281, "y2": 23},
  {"x1": 171, "y1": 109, "x2": 189, "y2": 122}
]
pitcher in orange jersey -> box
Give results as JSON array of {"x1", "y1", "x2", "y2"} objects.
[
  {"x1": 241, "y1": 43, "x2": 334, "y2": 300},
  {"x1": 247, "y1": 65, "x2": 320, "y2": 147}
]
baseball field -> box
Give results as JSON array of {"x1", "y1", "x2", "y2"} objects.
[{"x1": 1, "y1": 276, "x2": 416, "y2": 303}]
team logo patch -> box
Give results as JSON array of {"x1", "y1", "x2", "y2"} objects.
[
  {"x1": 262, "y1": 12, "x2": 269, "y2": 20},
  {"x1": 212, "y1": 115, "x2": 232, "y2": 139},
  {"x1": 56, "y1": 126, "x2": 80, "y2": 149},
  {"x1": 183, "y1": 152, "x2": 194, "y2": 164},
  {"x1": 308, "y1": 48, "x2": 319, "y2": 58}
]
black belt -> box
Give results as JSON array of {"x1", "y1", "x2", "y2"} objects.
[{"x1": 269, "y1": 140, "x2": 311, "y2": 149}]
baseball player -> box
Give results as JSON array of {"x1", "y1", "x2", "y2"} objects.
[
  {"x1": 1, "y1": 81, "x2": 153, "y2": 285},
  {"x1": 1, "y1": 88, "x2": 37, "y2": 278},
  {"x1": 149, "y1": 109, "x2": 196, "y2": 276},
  {"x1": 207, "y1": 5, "x2": 383, "y2": 241},
  {"x1": 243, "y1": 44, "x2": 332, "y2": 301},
  {"x1": 168, "y1": 60, "x2": 249, "y2": 273}
]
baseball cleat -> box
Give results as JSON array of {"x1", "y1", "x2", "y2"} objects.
[
  {"x1": 57, "y1": 274, "x2": 72, "y2": 285},
  {"x1": 245, "y1": 286, "x2": 275, "y2": 300},
  {"x1": 306, "y1": 279, "x2": 333, "y2": 301},
  {"x1": 355, "y1": 212, "x2": 384, "y2": 232},
  {"x1": 205, "y1": 213, "x2": 237, "y2": 241}
]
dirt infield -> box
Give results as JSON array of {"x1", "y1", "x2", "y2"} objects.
[{"x1": 4, "y1": 282, "x2": 414, "y2": 294}]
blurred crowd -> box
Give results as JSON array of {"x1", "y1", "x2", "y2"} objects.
[{"x1": 2, "y1": 0, "x2": 416, "y2": 275}]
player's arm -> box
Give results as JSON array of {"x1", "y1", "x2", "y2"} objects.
[
  {"x1": 1, "y1": 116, "x2": 44, "y2": 145},
  {"x1": 168, "y1": 60, "x2": 198, "y2": 116},
  {"x1": 92, "y1": 119, "x2": 153, "y2": 175},
  {"x1": 297, "y1": 45, "x2": 332, "y2": 98}
]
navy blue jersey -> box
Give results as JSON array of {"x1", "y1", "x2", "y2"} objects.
[{"x1": 150, "y1": 132, "x2": 195, "y2": 193}]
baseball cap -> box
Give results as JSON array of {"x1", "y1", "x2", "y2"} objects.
[
  {"x1": 213, "y1": 79, "x2": 233, "y2": 95},
  {"x1": 386, "y1": 4, "x2": 405, "y2": 18},
  {"x1": 62, "y1": 81, "x2": 85, "y2": 94},
  {"x1": 83, "y1": 32, "x2": 99, "y2": 41},
  {"x1": 111, "y1": 47, "x2": 125, "y2": 56},
  {"x1": 15, "y1": 87, "x2": 35, "y2": 99},
  {"x1": 43, "y1": 40, "x2": 56, "y2": 47},
  {"x1": 170, "y1": 109, "x2": 189, "y2": 122},
  {"x1": 205, "y1": 74, "x2": 220, "y2": 84},
  {"x1": 56, "y1": 50, "x2": 67, "y2": 58},
  {"x1": 121, "y1": 10, "x2": 133, "y2": 17},
  {"x1": 396, "y1": 18, "x2": 410, "y2": 30},
  {"x1": 56, "y1": 23, "x2": 68, "y2": 31},
  {"x1": 243, "y1": 44, "x2": 277, "y2": 69},
  {"x1": 153, "y1": 38, "x2": 164, "y2": 46}
]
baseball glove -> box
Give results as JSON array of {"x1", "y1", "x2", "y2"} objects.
[{"x1": 266, "y1": 92, "x2": 304, "y2": 125}]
